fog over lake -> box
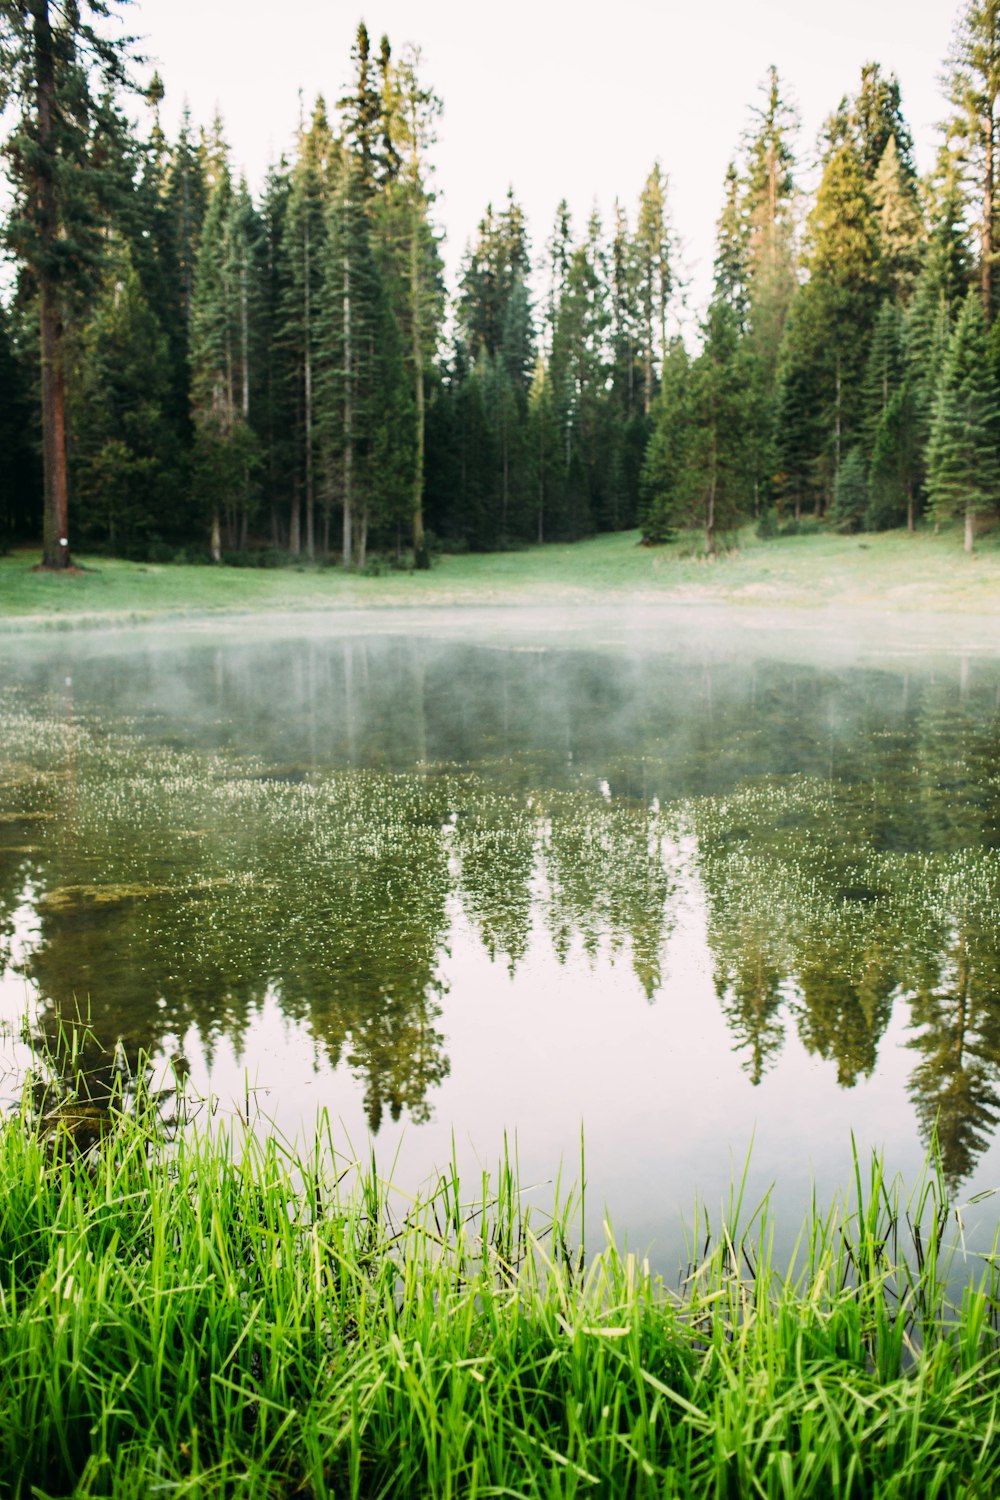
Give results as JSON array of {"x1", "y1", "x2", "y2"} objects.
[{"x1": 3, "y1": 606, "x2": 1000, "y2": 1268}]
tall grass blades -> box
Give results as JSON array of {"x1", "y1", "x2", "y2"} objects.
[{"x1": 0, "y1": 1095, "x2": 996, "y2": 1498}]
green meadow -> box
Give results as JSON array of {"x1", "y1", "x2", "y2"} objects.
[{"x1": 4, "y1": 524, "x2": 1000, "y2": 630}]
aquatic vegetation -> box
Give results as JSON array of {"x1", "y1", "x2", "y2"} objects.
[{"x1": 0, "y1": 1092, "x2": 996, "y2": 1498}]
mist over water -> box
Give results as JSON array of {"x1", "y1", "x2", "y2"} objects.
[{"x1": 2, "y1": 607, "x2": 1000, "y2": 1269}]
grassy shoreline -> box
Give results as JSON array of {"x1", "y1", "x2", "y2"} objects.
[
  {"x1": 1, "y1": 1100, "x2": 998, "y2": 1498},
  {"x1": 4, "y1": 524, "x2": 1000, "y2": 632}
]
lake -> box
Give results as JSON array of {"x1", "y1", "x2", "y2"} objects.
[{"x1": 2, "y1": 605, "x2": 999, "y2": 1269}]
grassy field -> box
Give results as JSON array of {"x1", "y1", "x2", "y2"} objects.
[
  {"x1": 0, "y1": 1093, "x2": 997, "y2": 1499},
  {"x1": 3, "y1": 523, "x2": 1000, "y2": 629}
]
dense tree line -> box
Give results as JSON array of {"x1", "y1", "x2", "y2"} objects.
[{"x1": 2, "y1": 1, "x2": 1000, "y2": 564}]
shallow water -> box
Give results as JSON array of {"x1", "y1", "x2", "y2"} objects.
[{"x1": 2, "y1": 607, "x2": 1000, "y2": 1268}]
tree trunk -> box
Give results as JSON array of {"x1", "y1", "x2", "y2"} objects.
[
  {"x1": 358, "y1": 508, "x2": 368, "y2": 571},
  {"x1": 643, "y1": 308, "x2": 653, "y2": 416},
  {"x1": 907, "y1": 479, "x2": 914, "y2": 536},
  {"x1": 303, "y1": 219, "x2": 315, "y2": 559},
  {"x1": 705, "y1": 433, "x2": 717, "y2": 559},
  {"x1": 982, "y1": 114, "x2": 995, "y2": 324},
  {"x1": 342, "y1": 237, "x2": 354, "y2": 569},
  {"x1": 34, "y1": 0, "x2": 71, "y2": 570},
  {"x1": 965, "y1": 504, "x2": 975, "y2": 554},
  {"x1": 410, "y1": 194, "x2": 428, "y2": 567},
  {"x1": 210, "y1": 510, "x2": 222, "y2": 563}
]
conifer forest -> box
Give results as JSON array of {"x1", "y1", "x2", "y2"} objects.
[{"x1": 0, "y1": 1, "x2": 997, "y2": 569}]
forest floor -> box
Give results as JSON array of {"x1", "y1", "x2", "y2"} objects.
[{"x1": 3, "y1": 522, "x2": 1000, "y2": 631}]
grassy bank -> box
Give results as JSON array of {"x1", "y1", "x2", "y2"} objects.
[
  {"x1": 1, "y1": 1102, "x2": 998, "y2": 1498},
  {"x1": 4, "y1": 523, "x2": 1000, "y2": 629}
]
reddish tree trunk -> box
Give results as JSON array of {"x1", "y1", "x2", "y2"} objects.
[{"x1": 34, "y1": 0, "x2": 72, "y2": 570}]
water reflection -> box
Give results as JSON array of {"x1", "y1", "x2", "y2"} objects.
[{"x1": 2, "y1": 633, "x2": 1000, "y2": 1197}]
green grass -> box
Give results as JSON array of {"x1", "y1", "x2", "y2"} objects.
[
  {"x1": 1, "y1": 1085, "x2": 998, "y2": 1498},
  {"x1": 4, "y1": 521, "x2": 1000, "y2": 630}
]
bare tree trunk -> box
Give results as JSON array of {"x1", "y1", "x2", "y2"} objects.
[
  {"x1": 643, "y1": 309, "x2": 653, "y2": 416},
  {"x1": 35, "y1": 0, "x2": 71, "y2": 570},
  {"x1": 983, "y1": 119, "x2": 995, "y2": 324},
  {"x1": 705, "y1": 434, "x2": 717, "y2": 559},
  {"x1": 240, "y1": 255, "x2": 251, "y2": 551},
  {"x1": 965, "y1": 504, "x2": 975, "y2": 554},
  {"x1": 537, "y1": 425, "x2": 545, "y2": 544},
  {"x1": 358, "y1": 508, "x2": 368, "y2": 571},
  {"x1": 303, "y1": 219, "x2": 315, "y2": 559},
  {"x1": 342, "y1": 238, "x2": 354, "y2": 569},
  {"x1": 410, "y1": 192, "x2": 428, "y2": 566}
]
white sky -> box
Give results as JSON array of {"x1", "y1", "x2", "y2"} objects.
[{"x1": 131, "y1": 0, "x2": 956, "y2": 321}]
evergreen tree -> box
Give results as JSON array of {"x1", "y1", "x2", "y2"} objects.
[
  {"x1": 927, "y1": 291, "x2": 1000, "y2": 550},
  {"x1": 773, "y1": 291, "x2": 827, "y2": 520},
  {"x1": 378, "y1": 43, "x2": 444, "y2": 565},
  {"x1": 549, "y1": 220, "x2": 609, "y2": 539},
  {"x1": 526, "y1": 358, "x2": 562, "y2": 543},
  {"x1": 851, "y1": 62, "x2": 917, "y2": 182},
  {"x1": 70, "y1": 255, "x2": 181, "y2": 552},
  {"x1": 634, "y1": 163, "x2": 672, "y2": 413},
  {"x1": 189, "y1": 141, "x2": 265, "y2": 560},
  {"x1": 338, "y1": 22, "x2": 389, "y2": 197},
  {"x1": 869, "y1": 382, "x2": 921, "y2": 531},
  {"x1": 1, "y1": 0, "x2": 135, "y2": 568},
  {"x1": 319, "y1": 162, "x2": 415, "y2": 566},
  {"x1": 162, "y1": 107, "x2": 208, "y2": 342},
  {"x1": 947, "y1": 0, "x2": 1000, "y2": 320},
  {"x1": 456, "y1": 191, "x2": 535, "y2": 543},
  {"x1": 0, "y1": 303, "x2": 38, "y2": 546},
  {"x1": 872, "y1": 137, "x2": 924, "y2": 301},
  {"x1": 741, "y1": 67, "x2": 799, "y2": 506},
  {"x1": 793, "y1": 137, "x2": 881, "y2": 503},
  {"x1": 860, "y1": 299, "x2": 906, "y2": 458},
  {"x1": 639, "y1": 339, "x2": 693, "y2": 543},
  {"x1": 830, "y1": 443, "x2": 869, "y2": 531},
  {"x1": 279, "y1": 99, "x2": 338, "y2": 556}
]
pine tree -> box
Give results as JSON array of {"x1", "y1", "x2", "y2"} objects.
[
  {"x1": 685, "y1": 298, "x2": 753, "y2": 554},
  {"x1": 1, "y1": 0, "x2": 135, "y2": 569},
  {"x1": 872, "y1": 137, "x2": 924, "y2": 301},
  {"x1": 830, "y1": 444, "x2": 869, "y2": 531},
  {"x1": 526, "y1": 358, "x2": 562, "y2": 543},
  {"x1": 71, "y1": 255, "x2": 181, "y2": 552},
  {"x1": 338, "y1": 22, "x2": 388, "y2": 197},
  {"x1": 869, "y1": 382, "x2": 921, "y2": 531},
  {"x1": 639, "y1": 339, "x2": 693, "y2": 543},
  {"x1": 378, "y1": 43, "x2": 444, "y2": 565},
  {"x1": 319, "y1": 162, "x2": 415, "y2": 567},
  {"x1": 947, "y1": 0, "x2": 1000, "y2": 320},
  {"x1": 634, "y1": 164, "x2": 672, "y2": 414},
  {"x1": 189, "y1": 139, "x2": 265, "y2": 560},
  {"x1": 549, "y1": 221, "x2": 609, "y2": 539},
  {"x1": 860, "y1": 299, "x2": 906, "y2": 458},
  {"x1": 456, "y1": 191, "x2": 535, "y2": 543},
  {"x1": 280, "y1": 99, "x2": 338, "y2": 556},
  {"x1": 773, "y1": 292, "x2": 827, "y2": 520},
  {"x1": 851, "y1": 62, "x2": 916, "y2": 182},
  {"x1": 0, "y1": 303, "x2": 38, "y2": 546},
  {"x1": 796, "y1": 138, "x2": 881, "y2": 499},
  {"x1": 927, "y1": 291, "x2": 1000, "y2": 550},
  {"x1": 740, "y1": 67, "x2": 799, "y2": 506},
  {"x1": 714, "y1": 162, "x2": 750, "y2": 325}
]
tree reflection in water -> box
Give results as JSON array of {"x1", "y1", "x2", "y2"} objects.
[{"x1": 2, "y1": 652, "x2": 1000, "y2": 1190}]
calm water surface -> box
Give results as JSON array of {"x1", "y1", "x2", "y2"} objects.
[{"x1": 2, "y1": 607, "x2": 999, "y2": 1268}]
